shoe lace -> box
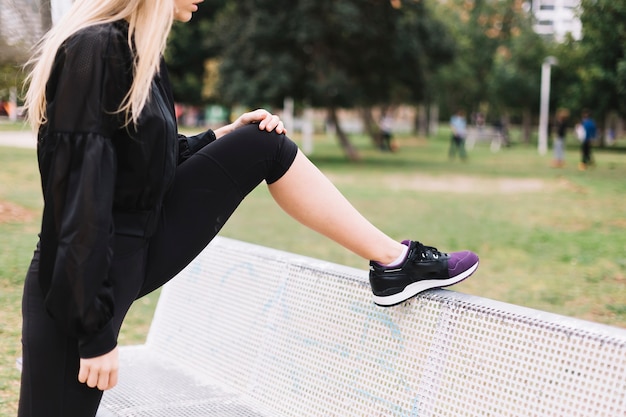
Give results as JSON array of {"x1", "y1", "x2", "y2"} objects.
[{"x1": 415, "y1": 242, "x2": 445, "y2": 260}]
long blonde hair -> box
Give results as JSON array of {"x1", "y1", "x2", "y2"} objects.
[{"x1": 24, "y1": 0, "x2": 175, "y2": 129}]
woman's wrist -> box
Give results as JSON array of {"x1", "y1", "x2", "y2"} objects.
[{"x1": 213, "y1": 124, "x2": 234, "y2": 139}]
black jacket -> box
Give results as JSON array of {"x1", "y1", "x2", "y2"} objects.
[{"x1": 36, "y1": 20, "x2": 215, "y2": 358}]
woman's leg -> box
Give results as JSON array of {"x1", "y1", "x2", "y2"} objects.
[
  {"x1": 19, "y1": 237, "x2": 148, "y2": 417},
  {"x1": 267, "y1": 149, "x2": 478, "y2": 306},
  {"x1": 141, "y1": 125, "x2": 401, "y2": 294},
  {"x1": 19, "y1": 248, "x2": 104, "y2": 417},
  {"x1": 142, "y1": 125, "x2": 477, "y2": 305},
  {"x1": 267, "y1": 150, "x2": 403, "y2": 264},
  {"x1": 141, "y1": 125, "x2": 300, "y2": 295}
]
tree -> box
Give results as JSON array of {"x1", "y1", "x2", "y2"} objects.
[
  {"x1": 577, "y1": 0, "x2": 626, "y2": 119},
  {"x1": 487, "y1": 17, "x2": 548, "y2": 143},
  {"x1": 165, "y1": 0, "x2": 228, "y2": 105},
  {"x1": 0, "y1": 0, "x2": 45, "y2": 64},
  {"x1": 434, "y1": 0, "x2": 502, "y2": 114},
  {"x1": 550, "y1": 34, "x2": 586, "y2": 119},
  {"x1": 0, "y1": 0, "x2": 47, "y2": 110},
  {"x1": 390, "y1": 0, "x2": 455, "y2": 105},
  {"x1": 433, "y1": 0, "x2": 537, "y2": 125},
  {"x1": 379, "y1": 0, "x2": 455, "y2": 138},
  {"x1": 210, "y1": 0, "x2": 453, "y2": 160}
]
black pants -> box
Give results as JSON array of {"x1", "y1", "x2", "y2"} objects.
[
  {"x1": 581, "y1": 140, "x2": 592, "y2": 165},
  {"x1": 18, "y1": 125, "x2": 298, "y2": 417},
  {"x1": 449, "y1": 134, "x2": 467, "y2": 160}
]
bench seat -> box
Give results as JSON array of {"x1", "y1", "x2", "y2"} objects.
[
  {"x1": 97, "y1": 346, "x2": 274, "y2": 417},
  {"x1": 96, "y1": 236, "x2": 626, "y2": 417}
]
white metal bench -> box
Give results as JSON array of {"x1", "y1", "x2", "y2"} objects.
[{"x1": 97, "y1": 236, "x2": 626, "y2": 417}]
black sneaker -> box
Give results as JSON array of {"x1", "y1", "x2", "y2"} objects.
[{"x1": 369, "y1": 240, "x2": 479, "y2": 306}]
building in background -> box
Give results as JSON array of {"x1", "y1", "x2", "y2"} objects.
[
  {"x1": 51, "y1": 0, "x2": 73, "y2": 24},
  {"x1": 529, "y1": 0, "x2": 582, "y2": 41}
]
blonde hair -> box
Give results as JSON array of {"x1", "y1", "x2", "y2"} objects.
[{"x1": 24, "y1": 0, "x2": 175, "y2": 129}]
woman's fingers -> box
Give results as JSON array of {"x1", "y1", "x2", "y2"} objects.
[
  {"x1": 78, "y1": 347, "x2": 119, "y2": 390},
  {"x1": 257, "y1": 112, "x2": 286, "y2": 134},
  {"x1": 229, "y1": 109, "x2": 287, "y2": 136},
  {"x1": 87, "y1": 368, "x2": 100, "y2": 389},
  {"x1": 77, "y1": 362, "x2": 89, "y2": 384},
  {"x1": 108, "y1": 367, "x2": 119, "y2": 390},
  {"x1": 96, "y1": 371, "x2": 110, "y2": 391}
]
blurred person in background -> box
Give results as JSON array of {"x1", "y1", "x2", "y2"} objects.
[
  {"x1": 579, "y1": 109, "x2": 596, "y2": 170},
  {"x1": 551, "y1": 109, "x2": 569, "y2": 168},
  {"x1": 449, "y1": 109, "x2": 468, "y2": 161}
]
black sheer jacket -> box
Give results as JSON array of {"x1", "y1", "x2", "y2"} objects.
[{"x1": 36, "y1": 20, "x2": 215, "y2": 358}]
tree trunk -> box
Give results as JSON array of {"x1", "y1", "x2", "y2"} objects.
[
  {"x1": 416, "y1": 104, "x2": 428, "y2": 137},
  {"x1": 359, "y1": 107, "x2": 382, "y2": 148},
  {"x1": 522, "y1": 107, "x2": 532, "y2": 144},
  {"x1": 328, "y1": 107, "x2": 360, "y2": 161},
  {"x1": 40, "y1": 0, "x2": 53, "y2": 32},
  {"x1": 428, "y1": 104, "x2": 439, "y2": 137}
]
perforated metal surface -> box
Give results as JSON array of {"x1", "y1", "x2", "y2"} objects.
[
  {"x1": 97, "y1": 347, "x2": 273, "y2": 417},
  {"x1": 99, "y1": 237, "x2": 626, "y2": 417}
]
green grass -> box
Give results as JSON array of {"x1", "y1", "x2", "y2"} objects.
[
  {"x1": 1, "y1": 127, "x2": 626, "y2": 415},
  {"x1": 0, "y1": 120, "x2": 29, "y2": 132},
  {"x1": 219, "y1": 132, "x2": 626, "y2": 323}
]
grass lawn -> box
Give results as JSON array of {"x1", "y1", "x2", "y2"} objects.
[
  {"x1": 0, "y1": 120, "x2": 29, "y2": 131},
  {"x1": 1, "y1": 124, "x2": 625, "y2": 415}
]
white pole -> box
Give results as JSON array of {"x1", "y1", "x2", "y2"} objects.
[
  {"x1": 283, "y1": 97, "x2": 294, "y2": 135},
  {"x1": 302, "y1": 107, "x2": 314, "y2": 155},
  {"x1": 538, "y1": 56, "x2": 557, "y2": 155}
]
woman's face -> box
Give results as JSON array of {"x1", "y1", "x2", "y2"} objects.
[{"x1": 173, "y1": 0, "x2": 203, "y2": 22}]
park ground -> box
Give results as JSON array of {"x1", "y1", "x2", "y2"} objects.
[{"x1": 1, "y1": 122, "x2": 625, "y2": 415}]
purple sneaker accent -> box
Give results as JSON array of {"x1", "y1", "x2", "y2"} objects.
[
  {"x1": 369, "y1": 241, "x2": 479, "y2": 307},
  {"x1": 448, "y1": 250, "x2": 479, "y2": 277}
]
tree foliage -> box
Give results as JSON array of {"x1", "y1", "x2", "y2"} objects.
[
  {"x1": 551, "y1": 34, "x2": 586, "y2": 117},
  {"x1": 434, "y1": 0, "x2": 544, "y2": 118},
  {"x1": 161, "y1": 0, "x2": 626, "y2": 152},
  {"x1": 204, "y1": 0, "x2": 453, "y2": 159},
  {"x1": 165, "y1": 0, "x2": 227, "y2": 105},
  {"x1": 211, "y1": 0, "x2": 452, "y2": 108},
  {"x1": 577, "y1": 0, "x2": 626, "y2": 117},
  {"x1": 434, "y1": 0, "x2": 503, "y2": 112}
]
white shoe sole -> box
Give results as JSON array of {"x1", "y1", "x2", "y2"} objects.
[{"x1": 372, "y1": 260, "x2": 479, "y2": 307}]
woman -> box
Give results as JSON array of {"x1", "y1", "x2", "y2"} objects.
[{"x1": 19, "y1": 0, "x2": 479, "y2": 415}]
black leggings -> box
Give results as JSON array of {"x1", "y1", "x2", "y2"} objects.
[{"x1": 18, "y1": 125, "x2": 299, "y2": 417}]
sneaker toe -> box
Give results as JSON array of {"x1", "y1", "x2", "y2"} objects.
[{"x1": 448, "y1": 250, "x2": 479, "y2": 276}]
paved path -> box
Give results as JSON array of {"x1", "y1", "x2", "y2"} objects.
[{"x1": 0, "y1": 130, "x2": 37, "y2": 149}]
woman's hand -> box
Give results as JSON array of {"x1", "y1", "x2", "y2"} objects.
[
  {"x1": 78, "y1": 346, "x2": 119, "y2": 391},
  {"x1": 214, "y1": 109, "x2": 286, "y2": 139}
]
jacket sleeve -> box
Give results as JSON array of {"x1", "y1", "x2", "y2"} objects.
[
  {"x1": 177, "y1": 129, "x2": 216, "y2": 163},
  {"x1": 38, "y1": 26, "x2": 127, "y2": 358}
]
